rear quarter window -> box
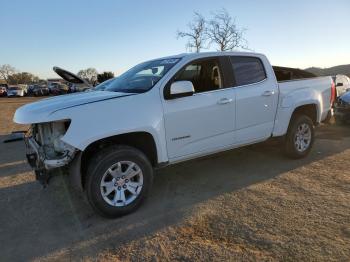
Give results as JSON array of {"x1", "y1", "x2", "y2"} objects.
[{"x1": 230, "y1": 56, "x2": 266, "y2": 86}]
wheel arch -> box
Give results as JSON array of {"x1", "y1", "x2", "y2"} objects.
[
  {"x1": 273, "y1": 102, "x2": 319, "y2": 137},
  {"x1": 73, "y1": 131, "x2": 158, "y2": 191},
  {"x1": 284, "y1": 103, "x2": 318, "y2": 137},
  {"x1": 290, "y1": 103, "x2": 318, "y2": 125}
]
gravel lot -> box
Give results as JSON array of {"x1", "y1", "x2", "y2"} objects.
[{"x1": 0, "y1": 97, "x2": 349, "y2": 261}]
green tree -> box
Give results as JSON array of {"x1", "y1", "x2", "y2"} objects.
[
  {"x1": 97, "y1": 72, "x2": 114, "y2": 83},
  {"x1": 8, "y1": 72, "x2": 39, "y2": 84}
]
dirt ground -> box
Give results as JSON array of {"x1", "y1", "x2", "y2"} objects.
[{"x1": 0, "y1": 97, "x2": 349, "y2": 261}]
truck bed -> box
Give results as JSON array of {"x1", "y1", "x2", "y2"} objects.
[
  {"x1": 273, "y1": 66, "x2": 316, "y2": 82},
  {"x1": 278, "y1": 76, "x2": 333, "y2": 122}
]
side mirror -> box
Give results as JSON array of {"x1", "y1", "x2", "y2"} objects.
[
  {"x1": 169, "y1": 81, "x2": 194, "y2": 98},
  {"x1": 337, "y1": 83, "x2": 344, "y2": 87}
]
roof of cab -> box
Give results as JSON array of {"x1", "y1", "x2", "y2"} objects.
[{"x1": 152, "y1": 51, "x2": 265, "y2": 62}]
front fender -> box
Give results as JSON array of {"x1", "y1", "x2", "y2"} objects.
[{"x1": 51, "y1": 89, "x2": 168, "y2": 164}]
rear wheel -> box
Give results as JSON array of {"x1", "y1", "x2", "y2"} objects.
[
  {"x1": 285, "y1": 115, "x2": 314, "y2": 159},
  {"x1": 85, "y1": 145, "x2": 153, "y2": 218}
]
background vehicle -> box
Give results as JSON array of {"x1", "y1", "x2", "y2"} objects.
[
  {"x1": 7, "y1": 86, "x2": 25, "y2": 97},
  {"x1": 0, "y1": 84, "x2": 8, "y2": 96},
  {"x1": 334, "y1": 90, "x2": 350, "y2": 124},
  {"x1": 14, "y1": 52, "x2": 334, "y2": 218},
  {"x1": 70, "y1": 83, "x2": 91, "y2": 92},
  {"x1": 333, "y1": 74, "x2": 350, "y2": 97},
  {"x1": 66, "y1": 83, "x2": 77, "y2": 93},
  {"x1": 18, "y1": 84, "x2": 28, "y2": 96},
  {"x1": 27, "y1": 85, "x2": 35, "y2": 95},
  {"x1": 49, "y1": 82, "x2": 70, "y2": 95},
  {"x1": 53, "y1": 67, "x2": 92, "y2": 92},
  {"x1": 33, "y1": 85, "x2": 50, "y2": 96}
]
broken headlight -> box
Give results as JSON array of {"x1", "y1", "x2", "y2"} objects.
[{"x1": 32, "y1": 120, "x2": 74, "y2": 159}]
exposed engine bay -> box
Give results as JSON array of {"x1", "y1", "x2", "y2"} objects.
[
  {"x1": 25, "y1": 120, "x2": 76, "y2": 184},
  {"x1": 33, "y1": 121, "x2": 73, "y2": 158}
]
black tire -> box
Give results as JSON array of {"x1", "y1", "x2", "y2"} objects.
[
  {"x1": 85, "y1": 145, "x2": 153, "y2": 218},
  {"x1": 284, "y1": 115, "x2": 315, "y2": 159}
]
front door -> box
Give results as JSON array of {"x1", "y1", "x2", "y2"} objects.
[{"x1": 162, "y1": 58, "x2": 236, "y2": 160}]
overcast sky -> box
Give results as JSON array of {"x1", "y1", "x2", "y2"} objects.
[{"x1": 0, "y1": 0, "x2": 349, "y2": 79}]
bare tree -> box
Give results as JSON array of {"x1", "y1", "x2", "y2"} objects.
[
  {"x1": 0, "y1": 64, "x2": 16, "y2": 83},
  {"x1": 77, "y1": 68, "x2": 98, "y2": 84},
  {"x1": 207, "y1": 9, "x2": 247, "y2": 51},
  {"x1": 177, "y1": 12, "x2": 207, "y2": 52}
]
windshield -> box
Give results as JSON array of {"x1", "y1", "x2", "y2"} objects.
[
  {"x1": 98, "y1": 58, "x2": 180, "y2": 93},
  {"x1": 9, "y1": 87, "x2": 20, "y2": 90},
  {"x1": 94, "y1": 78, "x2": 114, "y2": 91}
]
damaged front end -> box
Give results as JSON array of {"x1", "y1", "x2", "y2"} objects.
[{"x1": 25, "y1": 120, "x2": 77, "y2": 186}]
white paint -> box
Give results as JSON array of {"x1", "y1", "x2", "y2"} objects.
[{"x1": 14, "y1": 51, "x2": 333, "y2": 165}]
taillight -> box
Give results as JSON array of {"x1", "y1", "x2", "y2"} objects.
[{"x1": 330, "y1": 81, "x2": 336, "y2": 106}]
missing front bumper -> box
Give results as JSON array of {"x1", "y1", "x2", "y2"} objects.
[{"x1": 24, "y1": 136, "x2": 77, "y2": 186}]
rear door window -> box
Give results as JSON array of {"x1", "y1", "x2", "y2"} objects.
[{"x1": 230, "y1": 56, "x2": 266, "y2": 86}]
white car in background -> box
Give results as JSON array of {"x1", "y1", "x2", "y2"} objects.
[
  {"x1": 333, "y1": 74, "x2": 350, "y2": 97},
  {"x1": 7, "y1": 86, "x2": 25, "y2": 97}
]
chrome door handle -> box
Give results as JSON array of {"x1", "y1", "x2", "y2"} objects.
[
  {"x1": 217, "y1": 98, "x2": 233, "y2": 105},
  {"x1": 262, "y1": 90, "x2": 275, "y2": 96}
]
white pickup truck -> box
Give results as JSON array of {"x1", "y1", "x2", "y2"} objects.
[{"x1": 14, "y1": 52, "x2": 335, "y2": 217}]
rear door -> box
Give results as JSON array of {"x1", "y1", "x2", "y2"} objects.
[
  {"x1": 162, "y1": 57, "x2": 236, "y2": 160},
  {"x1": 230, "y1": 56, "x2": 279, "y2": 143}
]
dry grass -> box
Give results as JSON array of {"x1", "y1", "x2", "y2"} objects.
[
  {"x1": 95, "y1": 151, "x2": 350, "y2": 261},
  {"x1": 0, "y1": 97, "x2": 39, "y2": 135},
  {"x1": 0, "y1": 97, "x2": 349, "y2": 261}
]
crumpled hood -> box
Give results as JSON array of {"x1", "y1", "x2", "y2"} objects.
[{"x1": 14, "y1": 90, "x2": 133, "y2": 124}]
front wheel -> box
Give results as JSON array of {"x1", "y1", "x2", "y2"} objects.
[
  {"x1": 284, "y1": 115, "x2": 315, "y2": 159},
  {"x1": 85, "y1": 145, "x2": 153, "y2": 218}
]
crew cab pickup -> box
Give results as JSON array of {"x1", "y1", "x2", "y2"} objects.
[{"x1": 14, "y1": 52, "x2": 335, "y2": 218}]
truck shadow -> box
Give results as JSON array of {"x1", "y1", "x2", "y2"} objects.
[{"x1": 0, "y1": 123, "x2": 349, "y2": 261}]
